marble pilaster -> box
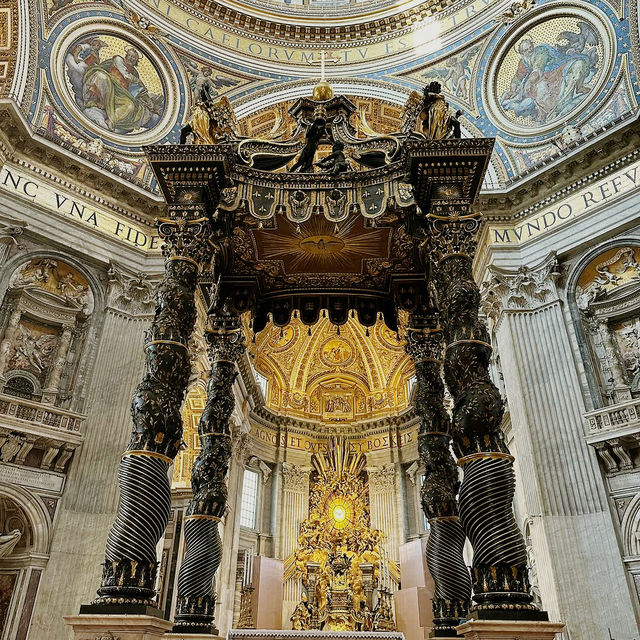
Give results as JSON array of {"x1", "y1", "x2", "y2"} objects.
[
  {"x1": 481, "y1": 252, "x2": 637, "y2": 638},
  {"x1": 367, "y1": 464, "x2": 402, "y2": 563},
  {"x1": 279, "y1": 463, "x2": 310, "y2": 624}
]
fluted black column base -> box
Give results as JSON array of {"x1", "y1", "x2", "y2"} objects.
[
  {"x1": 172, "y1": 594, "x2": 217, "y2": 634},
  {"x1": 430, "y1": 598, "x2": 470, "y2": 637}
]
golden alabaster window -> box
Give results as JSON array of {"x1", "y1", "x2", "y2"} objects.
[{"x1": 239, "y1": 468, "x2": 259, "y2": 529}]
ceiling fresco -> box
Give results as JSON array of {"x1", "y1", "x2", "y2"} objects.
[
  {"x1": 247, "y1": 316, "x2": 413, "y2": 423},
  {"x1": 0, "y1": 0, "x2": 638, "y2": 195}
]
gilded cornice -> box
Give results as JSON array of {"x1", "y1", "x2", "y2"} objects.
[
  {"x1": 179, "y1": 0, "x2": 453, "y2": 43},
  {"x1": 248, "y1": 403, "x2": 418, "y2": 437}
]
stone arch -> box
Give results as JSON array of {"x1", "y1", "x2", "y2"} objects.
[
  {"x1": 1, "y1": 369, "x2": 42, "y2": 397},
  {"x1": 565, "y1": 237, "x2": 640, "y2": 409},
  {"x1": 0, "y1": 249, "x2": 104, "y2": 313},
  {"x1": 0, "y1": 483, "x2": 51, "y2": 559},
  {"x1": 621, "y1": 492, "x2": 640, "y2": 558}
]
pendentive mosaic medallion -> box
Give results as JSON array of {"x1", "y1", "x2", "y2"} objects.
[
  {"x1": 488, "y1": 9, "x2": 612, "y2": 134},
  {"x1": 62, "y1": 32, "x2": 166, "y2": 136}
]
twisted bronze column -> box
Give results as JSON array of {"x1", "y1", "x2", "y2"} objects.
[
  {"x1": 173, "y1": 310, "x2": 245, "y2": 633},
  {"x1": 87, "y1": 209, "x2": 213, "y2": 611},
  {"x1": 427, "y1": 211, "x2": 545, "y2": 620},
  {"x1": 406, "y1": 324, "x2": 471, "y2": 637}
]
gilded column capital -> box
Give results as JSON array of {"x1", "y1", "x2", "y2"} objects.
[
  {"x1": 481, "y1": 252, "x2": 561, "y2": 326},
  {"x1": 405, "y1": 327, "x2": 444, "y2": 363},
  {"x1": 425, "y1": 210, "x2": 481, "y2": 264},
  {"x1": 158, "y1": 206, "x2": 214, "y2": 266}
]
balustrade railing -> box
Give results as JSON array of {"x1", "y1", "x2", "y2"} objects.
[
  {"x1": 584, "y1": 398, "x2": 640, "y2": 442},
  {"x1": 0, "y1": 392, "x2": 86, "y2": 434}
]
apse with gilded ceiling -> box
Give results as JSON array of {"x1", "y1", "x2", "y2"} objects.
[{"x1": 249, "y1": 317, "x2": 412, "y2": 423}]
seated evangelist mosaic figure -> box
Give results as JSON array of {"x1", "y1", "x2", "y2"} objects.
[{"x1": 65, "y1": 37, "x2": 165, "y2": 134}]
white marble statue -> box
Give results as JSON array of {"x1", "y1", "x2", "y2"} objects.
[{"x1": 0, "y1": 529, "x2": 22, "y2": 558}]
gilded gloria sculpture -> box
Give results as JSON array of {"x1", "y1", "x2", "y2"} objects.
[{"x1": 290, "y1": 438, "x2": 394, "y2": 632}]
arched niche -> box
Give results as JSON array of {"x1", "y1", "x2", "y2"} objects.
[
  {"x1": 0, "y1": 255, "x2": 97, "y2": 407},
  {"x1": 568, "y1": 241, "x2": 640, "y2": 407},
  {"x1": 0, "y1": 483, "x2": 52, "y2": 640}
]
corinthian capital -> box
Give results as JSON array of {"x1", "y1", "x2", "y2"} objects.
[
  {"x1": 106, "y1": 262, "x2": 157, "y2": 316},
  {"x1": 158, "y1": 206, "x2": 213, "y2": 265},
  {"x1": 281, "y1": 463, "x2": 309, "y2": 492},
  {"x1": 367, "y1": 464, "x2": 396, "y2": 491},
  {"x1": 481, "y1": 252, "x2": 561, "y2": 325}
]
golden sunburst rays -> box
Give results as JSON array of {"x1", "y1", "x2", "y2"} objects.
[
  {"x1": 253, "y1": 214, "x2": 390, "y2": 275},
  {"x1": 313, "y1": 436, "x2": 366, "y2": 483}
]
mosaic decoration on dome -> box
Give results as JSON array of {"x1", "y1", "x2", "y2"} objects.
[
  {"x1": 63, "y1": 33, "x2": 166, "y2": 135},
  {"x1": 419, "y1": 42, "x2": 484, "y2": 106},
  {"x1": 249, "y1": 316, "x2": 412, "y2": 423},
  {"x1": 494, "y1": 16, "x2": 606, "y2": 129},
  {"x1": 2, "y1": 0, "x2": 637, "y2": 197}
]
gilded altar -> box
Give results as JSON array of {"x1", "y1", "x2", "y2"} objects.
[{"x1": 290, "y1": 439, "x2": 395, "y2": 632}]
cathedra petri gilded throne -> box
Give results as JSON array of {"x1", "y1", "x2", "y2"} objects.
[{"x1": 289, "y1": 439, "x2": 395, "y2": 632}]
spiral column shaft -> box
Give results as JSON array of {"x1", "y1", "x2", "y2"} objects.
[
  {"x1": 425, "y1": 211, "x2": 545, "y2": 620},
  {"x1": 173, "y1": 312, "x2": 245, "y2": 633},
  {"x1": 87, "y1": 205, "x2": 217, "y2": 610},
  {"x1": 406, "y1": 326, "x2": 471, "y2": 637}
]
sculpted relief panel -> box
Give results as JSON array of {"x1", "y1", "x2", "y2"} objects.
[
  {"x1": 0, "y1": 258, "x2": 95, "y2": 403},
  {"x1": 5, "y1": 320, "x2": 58, "y2": 385},
  {"x1": 10, "y1": 258, "x2": 93, "y2": 314},
  {"x1": 575, "y1": 246, "x2": 640, "y2": 403}
]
